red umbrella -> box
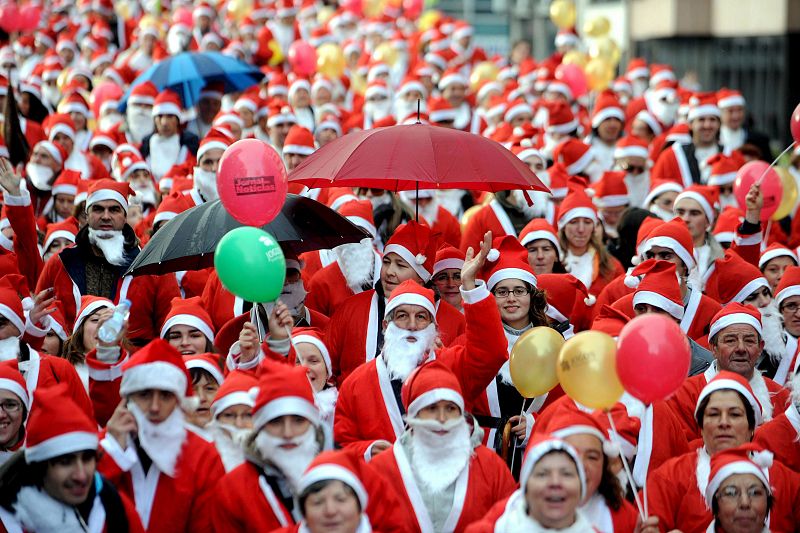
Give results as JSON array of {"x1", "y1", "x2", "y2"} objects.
[{"x1": 288, "y1": 123, "x2": 550, "y2": 193}]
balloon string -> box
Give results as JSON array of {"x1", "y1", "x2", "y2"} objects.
[
  {"x1": 509, "y1": 401, "x2": 526, "y2": 475},
  {"x1": 756, "y1": 141, "x2": 797, "y2": 185},
  {"x1": 606, "y1": 411, "x2": 647, "y2": 520}
]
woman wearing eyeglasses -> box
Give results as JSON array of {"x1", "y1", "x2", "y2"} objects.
[
  {"x1": 431, "y1": 245, "x2": 466, "y2": 312},
  {"x1": 0, "y1": 367, "x2": 28, "y2": 467}
]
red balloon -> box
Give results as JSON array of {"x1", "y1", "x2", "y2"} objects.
[
  {"x1": 341, "y1": 0, "x2": 362, "y2": 15},
  {"x1": 734, "y1": 160, "x2": 782, "y2": 222},
  {"x1": 791, "y1": 102, "x2": 800, "y2": 145},
  {"x1": 616, "y1": 314, "x2": 690, "y2": 404},
  {"x1": 403, "y1": 0, "x2": 423, "y2": 18},
  {"x1": 554, "y1": 63, "x2": 588, "y2": 99},
  {"x1": 288, "y1": 40, "x2": 317, "y2": 77},
  {"x1": 0, "y1": 3, "x2": 20, "y2": 33},
  {"x1": 18, "y1": 5, "x2": 40, "y2": 32},
  {"x1": 217, "y1": 139, "x2": 288, "y2": 227}
]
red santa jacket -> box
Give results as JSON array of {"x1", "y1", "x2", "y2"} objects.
[
  {"x1": 460, "y1": 200, "x2": 517, "y2": 252},
  {"x1": 333, "y1": 285, "x2": 506, "y2": 456},
  {"x1": 36, "y1": 226, "x2": 180, "y2": 343},
  {"x1": 326, "y1": 288, "x2": 466, "y2": 384},
  {"x1": 20, "y1": 117, "x2": 46, "y2": 149},
  {"x1": 646, "y1": 447, "x2": 800, "y2": 533},
  {"x1": 2, "y1": 190, "x2": 43, "y2": 291},
  {"x1": 299, "y1": 249, "x2": 336, "y2": 286},
  {"x1": 370, "y1": 440, "x2": 515, "y2": 533},
  {"x1": 305, "y1": 251, "x2": 381, "y2": 318},
  {"x1": 754, "y1": 403, "x2": 800, "y2": 473},
  {"x1": 98, "y1": 429, "x2": 224, "y2": 533}
]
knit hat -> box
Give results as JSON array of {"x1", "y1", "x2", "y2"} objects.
[
  {"x1": 708, "y1": 302, "x2": 763, "y2": 343},
  {"x1": 298, "y1": 450, "x2": 369, "y2": 511},
  {"x1": 557, "y1": 176, "x2": 598, "y2": 229},
  {"x1": 759, "y1": 244, "x2": 797, "y2": 270},
  {"x1": 152, "y1": 89, "x2": 183, "y2": 118},
  {"x1": 704, "y1": 443, "x2": 771, "y2": 508},
  {"x1": 713, "y1": 250, "x2": 770, "y2": 305},
  {"x1": 43, "y1": 217, "x2": 79, "y2": 252},
  {"x1": 120, "y1": 338, "x2": 194, "y2": 401},
  {"x1": 86, "y1": 179, "x2": 135, "y2": 213},
  {"x1": 614, "y1": 136, "x2": 649, "y2": 160},
  {"x1": 519, "y1": 219, "x2": 559, "y2": 249},
  {"x1": 283, "y1": 125, "x2": 316, "y2": 156},
  {"x1": 674, "y1": 185, "x2": 719, "y2": 225},
  {"x1": 627, "y1": 259, "x2": 685, "y2": 319},
  {"x1": 591, "y1": 171, "x2": 629, "y2": 208},
  {"x1": 480, "y1": 235, "x2": 537, "y2": 291},
  {"x1": 384, "y1": 280, "x2": 436, "y2": 322},
  {"x1": 707, "y1": 152, "x2": 745, "y2": 187},
  {"x1": 292, "y1": 328, "x2": 332, "y2": 378},
  {"x1": 432, "y1": 245, "x2": 465, "y2": 277},
  {"x1": 775, "y1": 266, "x2": 800, "y2": 307},
  {"x1": 25, "y1": 384, "x2": 98, "y2": 463},
  {"x1": 384, "y1": 221, "x2": 438, "y2": 282},
  {"x1": 695, "y1": 370, "x2": 763, "y2": 426},
  {"x1": 0, "y1": 365, "x2": 29, "y2": 411},
  {"x1": 640, "y1": 217, "x2": 696, "y2": 271},
  {"x1": 591, "y1": 90, "x2": 625, "y2": 129},
  {"x1": 211, "y1": 370, "x2": 258, "y2": 418},
  {"x1": 0, "y1": 276, "x2": 26, "y2": 337},
  {"x1": 183, "y1": 354, "x2": 225, "y2": 385},
  {"x1": 519, "y1": 435, "x2": 587, "y2": 500},
  {"x1": 402, "y1": 360, "x2": 464, "y2": 418},
  {"x1": 252, "y1": 361, "x2": 319, "y2": 430}
]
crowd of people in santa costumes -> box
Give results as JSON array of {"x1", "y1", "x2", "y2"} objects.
[{"x1": 2, "y1": 0, "x2": 800, "y2": 532}]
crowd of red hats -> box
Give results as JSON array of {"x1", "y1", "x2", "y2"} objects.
[{"x1": 1, "y1": 0, "x2": 800, "y2": 532}]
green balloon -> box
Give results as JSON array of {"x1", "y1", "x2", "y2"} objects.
[{"x1": 214, "y1": 227, "x2": 286, "y2": 302}]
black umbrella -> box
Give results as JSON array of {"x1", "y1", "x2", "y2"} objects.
[{"x1": 126, "y1": 194, "x2": 369, "y2": 276}]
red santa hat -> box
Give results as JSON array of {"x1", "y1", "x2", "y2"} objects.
[
  {"x1": 554, "y1": 27, "x2": 580, "y2": 49},
  {"x1": 707, "y1": 152, "x2": 745, "y2": 187},
  {"x1": 520, "y1": 435, "x2": 586, "y2": 499},
  {"x1": 643, "y1": 178, "x2": 683, "y2": 210},
  {"x1": 327, "y1": 188, "x2": 360, "y2": 211},
  {"x1": 338, "y1": 200, "x2": 376, "y2": 239},
  {"x1": 183, "y1": 353, "x2": 225, "y2": 386},
  {"x1": 591, "y1": 171, "x2": 629, "y2": 208},
  {"x1": 120, "y1": 338, "x2": 194, "y2": 401},
  {"x1": 384, "y1": 221, "x2": 438, "y2": 281},
  {"x1": 288, "y1": 78, "x2": 312, "y2": 101},
  {"x1": 648, "y1": 64, "x2": 675, "y2": 86},
  {"x1": 402, "y1": 360, "x2": 464, "y2": 418},
  {"x1": 557, "y1": 177, "x2": 598, "y2": 229},
  {"x1": 708, "y1": 302, "x2": 763, "y2": 342},
  {"x1": 25, "y1": 384, "x2": 98, "y2": 463},
  {"x1": 267, "y1": 103, "x2": 298, "y2": 128},
  {"x1": 626, "y1": 259, "x2": 685, "y2": 319},
  {"x1": 152, "y1": 89, "x2": 183, "y2": 118},
  {"x1": 268, "y1": 73, "x2": 290, "y2": 98},
  {"x1": 196, "y1": 128, "x2": 233, "y2": 163},
  {"x1": 438, "y1": 68, "x2": 467, "y2": 91},
  {"x1": 545, "y1": 101, "x2": 579, "y2": 135},
  {"x1": 73, "y1": 295, "x2": 114, "y2": 335},
  {"x1": 547, "y1": 409, "x2": 614, "y2": 454},
  {"x1": 46, "y1": 301, "x2": 70, "y2": 342},
  {"x1": 538, "y1": 273, "x2": 594, "y2": 333},
  {"x1": 714, "y1": 250, "x2": 770, "y2": 305},
  {"x1": 631, "y1": 217, "x2": 665, "y2": 265},
  {"x1": 316, "y1": 113, "x2": 343, "y2": 137},
  {"x1": 0, "y1": 365, "x2": 30, "y2": 412},
  {"x1": 554, "y1": 138, "x2": 594, "y2": 176},
  {"x1": 503, "y1": 99, "x2": 533, "y2": 124},
  {"x1": 160, "y1": 296, "x2": 216, "y2": 343},
  {"x1": 89, "y1": 130, "x2": 120, "y2": 152},
  {"x1": 479, "y1": 235, "x2": 537, "y2": 291},
  {"x1": 276, "y1": 0, "x2": 298, "y2": 17},
  {"x1": 775, "y1": 266, "x2": 800, "y2": 308},
  {"x1": 427, "y1": 96, "x2": 457, "y2": 124},
  {"x1": 364, "y1": 78, "x2": 390, "y2": 100},
  {"x1": 0, "y1": 276, "x2": 27, "y2": 337},
  {"x1": 432, "y1": 245, "x2": 465, "y2": 277},
  {"x1": 614, "y1": 136, "x2": 649, "y2": 160},
  {"x1": 153, "y1": 193, "x2": 186, "y2": 225},
  {"x1": 252, "y1": 361, "x2": 319, "y2": 430},
  {"x1": 118, "y1": 153, "x2": 151, "y2": 182},
  {"x1": 674, "y1": 185, "x2": 719, "y2": 225},
  {"x1": 292, "y1": 327, "x2": 332, "y2": 378},
  {"x1": 283, "y1": 125, "x2": 316, "y2": 156},
  {"x1": 44, "y1": 217, "x2": 79, "y2": 252},
  {"x1": 52, "y1": 169, "x2": 80, "y2": 198},
  {"x1": 641, "y1": 217, "x2": 696, "y2": 271},
  {"x1": 695, "y1": 369, "x2": 763, "y2": 426},
  {"x1": 86, "y1": 179, "x2": 135, "y2": 213},
  {"x1": 43, "y1": 113, "x2": 76, "y2": 141},
  {"x1": 547, "y1": 163, "x2": 570, "y2": 200},
  {"x1": 213, "y1": 111, "x2": 245, "y2": 131},
  {"x1": 687, "y1": 93, "x2": 721, "y2": 122},
  {"x1": 519, "y1": 218, "x2": 559, "y2": 249},
  {"x1": 397, "y1": 76, "x2": 427, "y2": 99},
  {"x1": 57, "y1": 92, "x2": 91, "y2": 117},
  {"x1": 384, "y1": 280, "x2": 436, "y2": 322},
  {"x1": 633, "y1": 110, "x2": 663, "y2": 136},
  {"x1": 612, "y1": 77, "x2": 632, "y2": 94},
  {"x1": 759, "y1": 243, "x2": 797, "y2": 270},
  {"x1": 298, "y1": 450, "x2": 369, "y2": 511},
  {"x1": 591, "y1": 304, "x2": 631, "y2": 338},
  {"x1": 211, "y1": 370, "x2": 258, "y2": 418},
  {"x1": 716, "y1": 88, "x2": 746, "y2": 110},
  {"x1": 625, "y1": 58, "x2": 649, "y2": 81},
  {"x1": 591, "y1": 90, "x2": 625, "y2": 129},
  {"x1": 234, "y1": 93, "x2": 260, "y2": 114},
  {"x1": 704, "y1": 443, "x2": 772, "y2": 508}
]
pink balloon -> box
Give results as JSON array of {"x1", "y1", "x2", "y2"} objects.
[
  {"x1": 172, "y1": 7, "x2": 193, "y2": 28},
  {"x1": 341, "y1": 0, "x2": 362, "y2": 15},
  {"x1": 217, "y1": 139, "x2": 288, "y2": 227},
  {"x1": 616, "y1": 314, "x2": 690, "y2": 404},
  {"x1": 18, "y1": 5, "x2": 40, "y2": 32},
  {"x1": 554, "y1": 63, "x2": 588, "y2": 99},
  {"x1": 734, "y1": 160, "x2": 782, "y2": 222},
  {"x1": 791, "y1": 102, "x2": 800, "y2": 145},
  {"x1": 0, "y1": 3, "x2": 20, "y2": 33},
  {"x1": 288, "y1": 40, "x2": 317, "y2": 77},
  {"x1": 91, "y1": 81, "x2": 124, "y2": 119}
]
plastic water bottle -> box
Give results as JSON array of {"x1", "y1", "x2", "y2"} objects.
[{"x1": 98, "y1": 299, "x2": 131, "y2": 343}]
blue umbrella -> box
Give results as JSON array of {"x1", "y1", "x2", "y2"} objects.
[{"x1": 118, "y1": 51, "x2": 264, "y2": 112}]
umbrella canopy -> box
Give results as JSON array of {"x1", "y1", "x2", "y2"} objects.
[
  {"x1": 126, "y1": 195, "x2": 369, "y2": 276},
  {"x1": 118, "y1": 51, "x2": 264, "y2": 112},
  {"x1": 288, "y1": 123, "x2": 550, "y2": 193}
]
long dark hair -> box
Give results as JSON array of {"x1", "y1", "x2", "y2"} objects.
[{"x1": 599, "y1": 454, "x2": 625, "y2": 511}]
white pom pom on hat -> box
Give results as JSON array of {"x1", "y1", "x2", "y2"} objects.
[
  {"x1": 486, "y1": 248, "x2": 500, "y2": 262},
  {"x1": 415, "y1": 253, "x2": 426, "y2": 265},
  {"x1": 751, "y1": 449, "x2": 774, "y2": 469},
  {"x1": 624, "y1": 274, "x2": 640, "y2": 289},
  {"x1": 584, "y1": 294, "x2": 596, "y2": 306},
  {"x1": 603, "y1": 439, "x2": 621, "y2": 457}
]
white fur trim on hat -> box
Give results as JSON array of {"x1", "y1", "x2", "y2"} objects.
[
  {"x1": 632, "y1": 290, "x2": 684, "y2": 319},
  {"x1": 86, "y1": 189, "x2": 129, "y2": 213},
  {"x1": 704, "y1": 459, "x2": 770, "y2": 507},
  {"x1": 385, "y1": 292, "x2": 436, "y2": 321},
  {"x1": 152, "y1": 102, "x2": 182, "y2": 117},
  {"x1": 635, "y1": 111, "x2": 663, "y2": 136},
  {"x1": 592, "y1": 107, "x2": 625, "y2": 129},
  {"x1": 504, "y1": 103, "x2": 533, "y2": 123},
  {"x1": 185, "y1": 359, "x2": 224, "y2": 386},
  {"x1": 520, "y1": 230, "x2": 559, "y2": 248},
  {"x1": 48, "y1": 123, "x2": 75, "y2": 141},
  {"x1": 299, "y1": 464, "x2": 368, "y2": 509},
  {"x1": 316, "y1": 120, "x2": 342, "y2": 136},
  {"x1": 547, "y1": 118, "x2": 579, "y2": 135},
  {"x1": 516, "y1": 148, "x2": 544, "y2": 164},
  {"x1": 212, "y1": 391, "x2": 255, "y2": 418},
  {"x1": 644, "y1": 235, "x2": 696, "y2": 270},
  {"x1": 557, "y1": 207, "x2": 598, "y2": 229},
  {"x1": 729, "y1": 277, "x2": 769, "y2": 305},
  {"x1": 644, "y1": 182, "x2": 684, "y2": 209},
  {"x1": 398, "y1": 81, "x2": 427, "y2": 98},
  {"x1": 384, "y1": 243, "x2": 431, "y2": 281},
  {"x1": 44, "y1": 229, "x2": 76, "y2": 252},
  {"x1": 429, "y1": 109, "x2": 458, "y2": 123},
  {"x1": 160, "y1": 314, "x2": 215, "y2": 343},
  {"x1": 154, "y1": 211, "x2": 178, "y2": 225},
  {"x1": 120, "y1": 361, "x2": 188, "y2": 399},
  {"x1": 129, "y1": 94, "x2": 155, "y2": 106},
  {"x1": 520, "y1": 439, "x2": 587, "y2": 500},
  {"x1": 718, "y1": 95, "x2": 746, "y2": 109},
  {"x1": 707, "y1": 171, "x2": 737, "y2": 187},
  {"x1": 0, "y1": 378, "x2": 29, "y2": 410},
  {"x1": 293, "y1": 334, "x2": 332, "y2": 378},
  {"x1": 551, "y1": 425, "x2": 608, "y2": 446},
  {"x1": 776, "y1": 286, "x2": 800, "y2": 308},
  {"x1": 594, "y1": 194, "x2": 630, "y2": 208},
  {"x1": 675, "y1": 191, "x2": 715, "y2": 224},
  {"x1": 73, "y1": 300, "x2": 114, "y2": 334},
  {"x1": 565, "y1": 147, "x2": 595, "y2": 176},
  {"x1": 407, "y1": 387, "x2": 464, "y2": 419},
  {"x1": 0, "y1": 304, "x2": 25, "y2": 338},
  {"x1": 694, "y1": 377, "x2": 763, "y2": 425},
  {"x1": 267, "y1": 112, "x2": 297, "y2": 128},
  {"x1": 759, "y1": 248, "x2": 797, "y2": 270},
  {"x1": 708, "y1": 313, "x2": 763, "y2": 342},
  {"x1": 438, "y1": 73, "x2": 467, "y2": 90},
  {"x1": 283, "y1": 144, "x2": 315, "y2": 156},
  {"x1": 433, "y1": 258, "x2": 464, "y2": 276},
  {"x1": 486, "y1": 267, "x2": 537, "y2": 292},
  {"x1": 253, "y1": 396, "x2": 319, "y2": 430},
  {"x1": 614, "y1": 145, "x2": 649, "y2": 160},
  {"x1": 25, "y1": 431, "x2": 99, "y2": 463},
  {"x1": 688, "y1": 104, "x2": 721, "y2": 122}
]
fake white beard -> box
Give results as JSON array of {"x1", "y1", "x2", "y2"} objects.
[
  {"x1": 632, "y1": 79, "x2": 648, "y2": 98},
  {"x1": 649, "y1": 204, "x2": 675, "y2": 221},
  {"x1": 583, "y1": 159, "x2": 605, "y2": 183},
  {"x1": 0, "y1": 335, "x2": 20, "y2": 361},
  {"x1": 208, "y1": 420, "x2": 250, "y2": 472},
  {"x1": 99, "y1": 113, "x2": 124, "y2": 132},
  {"x1": 335, "y1": 238, "x2": 375, "y2": 292},
  {"x1": 254, "y1": 426, "x2": 320, "y2": 493},
  {"x1": 25, "y1": 162, "x2": 55, "y2": 191},
  {"x1": 749, "y1": 372, "x2": 773, "y2": 422},
  {"x1": 719, "y1": 192, "x2": 738, "y2": 210},
  {"x1": 540, "y1": 134, "x2": 560, "y2": 159},
  {"x1": 14, "y1": 486, "x2": 89, "y2": 533},
  {"x1": 407, "y1": 416, "x2": 472, "y2": 494},
  {"x1": 646, "y1": 95, "x2": 677, "y2": 127},
  {"x1": 316, "y1": 387, "x2": 338, "y2": 421},
  {"x1": 126, "y1": 108, "x2": 154, "y2": 143},
  {"x1": 131, "y1": 182, "x2": 158, "y2": 207},
  {"x1": 42, "y1": 85, "x2": 61, "y2": 108},
  {"x1": 149, "y1": 134, "x2": 181, "y2": 178},
  {"x1": 381, "y1": 322, "x2": 437, "y2": 382},
  {"x1": 759, "y1": 300, "x2": 785, "y2": 364},
  {"x1": 511, "y1": 190, "x2": 543, "y2": 219},
  {"x1": 128, "y1": 401, "x2": 187, "y2": 477},
  {"x1": 365, "y1": 101, "x2": 393, "y2": 122},
  {"x1": 418, "y1": 199, "x2": 439, "y2": 225},
  {"x1": 394, "y1": 99, "x2": 426, "y2": 122},
  {"x1": 88, "y1": 228, "x2": 126, "y2": 266},
  {"x1": 193, "y1": 167, "x2": 218, "y2": 202},
  {"x1": 280, "y1": 280, "x2": 307, "y2": 316}
]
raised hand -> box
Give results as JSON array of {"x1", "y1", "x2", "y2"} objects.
[
  {"x1": 0, "y1": 158, "x2": 22, "y2": 196},
  {"x1": 461, "y1": 230, "x2": 492, "y2": 290}
]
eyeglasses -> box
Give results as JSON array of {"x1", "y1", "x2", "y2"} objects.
[
  {"x1": 492, "y1": 287, "x2": 530, "y2": 299},
  {"x1": 781, "y1": 302, "x2": 800, "y2": 314},
  {"x1": 717, "y1": 485, "x2": 767, "y2": 502},
  {"x1": 619, "y1": 162, "x2": 646, "y2": 175},
  {"x1": 0, "y1": 400, "x2": 22, "y2": 414},
  {"x1": 433, "y1": 272, "x2": 461, "y2": 283}
]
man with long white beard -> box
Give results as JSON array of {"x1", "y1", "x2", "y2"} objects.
[
  {"x1": 753, "y1": 369, "x2": 800, "y2": 472},
  {"x1": 439, "y1": 69, "x2": 472, "y2": 131},
  {"x1": 361, "y1": 80, "x2": 394, "y2": 130},
  {"x1": 101, "y1": 339, "x2": 225, "y2": 532},
  {"x1": 140, "y1": 90, "x2": 200, "y2": 180},
  {"x1": 371, "y1": 361, "x2": 515, "y2": 531},
  {"x1": 334, "y1": 233, "x2": 508, "y2": 458},
  {"x1": 124, "y1": 82, "x2": 159, "y2": 145},
  {"x1": 213, "y1": 362, "x2": 326, "y2": 531},
  {"x1": 36, "y1": 179, "x2": 181, "y2": 344},
  {"x1": 268, "y1": 0, "x2": 300, "y2": 56}
]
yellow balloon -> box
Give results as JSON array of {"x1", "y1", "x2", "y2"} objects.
[
  {"x1": 469, "y1": 61, "x2": 500, "y2": 92},
  {"x1": 589, "y1": 37, "x2": 621, "y2": 66},
  {"x1": 773, "y1": 167, "x2": 799, "y2": 220},
  {"x1": 418, "y1": 10, "x2": 442, "y2": 32},
  {"x1": 373, "y1": 42, "x2": 399, "y2": 67},
  {"x1": 56, "y1": 68, "x2": 70, "y2": 92},
  {"x1": 364, "y1": 0, "x2": 387, "y2": 18},
  {"x1": 562, "y1": 50, "x2": 588, "y2": 68},
  {"x1": 583, "y1": 16, "x2": 610, "y2": 37},
  {"x1": 317, "y1": 6, "x2": 335, "y2": 25},
  {"x1": 350, "y1": 73, "x2": 367, "y2": 96},
  {"x1": 585, "y1": 58, "x2": 614, "y2": 91},
  {"x1": 557, "y1": 331, "x2": 624, "y2": 410},
  {"x1": 510, "y1": 327, "x2": 565, "y2": 398},
  {"x1": 549, "y1": 0, "x2": 576, "y2": 30},
  {"x1": 317, "y1": 43, "x2": 346, "y2": 79},
  {"x1": 228, "y1": 0, "x2": 253, "y2": 21},
  {"x1": 268, "y1": 40, "x2": 284, "y2": 66}
]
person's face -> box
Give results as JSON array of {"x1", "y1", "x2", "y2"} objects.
[
  {"x1": 600, "y1": 205, "x2": 626, "y2": 229},
  {"x1": 0, "y1": 389, "x2": 24, "y2": 447},
  {"x1": 53, "y1": 132, "x2": 74, "y2": 155},
  {"x1": 31, "y1": 147, "x2": 60, "y2": 171},
  {"x1": 303, "y1": 480, "x2": 362, "y2": 533},
  {"x1": 0, "y1": 316, "x2": 20, "y2": 341},
  {"x1": 715, "y1": 473, "x2": 769, "y2": 533},
  {"x1": 525, "y1": 156, "x2": 546, "y2": 174},
  {"x1": 297, "y1": 343, "x2": 328, "y2": 393},
  {"x1": 217, "y1": 404, "x2": 254, "y2": 429},
  {"x1": 442, "y1": 83, "x2": 466, "y2": 106},
  {"x1": 269, "y1": 121, "x2": 293, "y2": 148},
  {"x1": 54, "y1": 194, "x2": 76, "y2": 219},
  {"x1": 597, "y1": 118, "x2": 623, "y2": 143},
  {"x1": 416, "y1": 399, "x2": 462, "y2": 423},
  {"x1": 510, "y1": 41, "x2": 531, "y2": 65},
  {"x1": 166, "y1": 325, "x2": 208, "y2": 356},
  {"x1": 41, "y1": 330, "x2": 62, "y2": 356},
  {"x1": 238, "y1": 107, "x2": 255, "y2": 127},
  {"x1": 380, "y1": 252, "x2": 423, "y2": 296},
  {"x1": 87, "y1": 199, "x2": 126, "y2": 232},
  {"x1": 742, "y1": 285, "x2": 772, "y2": 309},
  {"x1": 645, "y1": 245, "x2": 688, "y2": 277},
  {"x1": 510, "y1": 112, "x2": 533, "y2": 128},
  {"x1": 543, "y1": 90, "x2": 568, "y2": 104},
  {"x1": 58, "y1": 47, "x2": 75, "y2": 65},
  {"x1": 493, "y1": 279, "x2": 531, "y2": 328},
  {"x1": 129, "y1": 169, "x2": 155, "y2": 191},
  {"x1": 630, "y1": 119, "x2": 655, "y2": 142},
  {"x1": 316, "y1": 127, "x2": 338, "y2": 147},
  {"x1": 432, "y1": 269, "x2": 462, "y2": 310},
  {"x1": 128, "y1": 389, "x2": 179, "y2": 423},
  {"x1": 312, "y1": 87, "x2": 332, "y2": 106},
  {"x1": 674, "y1": 198, "x2": 710, "y2": 240},
  {"x1": 526, "y1": 239, "x2": 558, "y2": 275},
  {"x1": 692, "y1": 115, "x2": 721, "y2": 146},
  {"x1": 43, "y1": 451, "x2": 96, "y2": 506},
  {"x1": 711, "y1": 324, "x2": 763, "y2": 378},
  {"x1": 80, "y1": 310, "x2": 107, "y2": 352},
  {"x1": 285, "y1": 152, "x2": 308, "y2": 172},
  {"x1": 402, "y1": 89, "x2": 424, "y2": 104},
  {"x1": 264, "y1": 414, "x2": 312, "y2": 439},
  {"x1": 564, "y1": 217, "x2": 594, "y2": 251},
  {"x1": 563, "y1": 433, "x2": 604, "y2": 504},
  {"x1": 617, "y1": 156, "x2": 648, "y2": 177},
  {"x1": 721, "y1": 106, "x2": 745, "y2": 130},
  {"x1": 384, "y1": 304, "x2": 433, "y2": 333},
  {"x1": 780, "y1": 295, "x2": 800, "y2": 337},
  {"x1": 69, "y1": 112, "x2": 87, "y2": 132},
  {"x1": 155, "y1": 114, "x2": 179, "y2": 137},
  {"x1": 633, "y1": 302, "x2": 674, "y2": 318},
  {"x1": 199, "y1": 147, "x2": 225, "y2": 173},
  {"x1": 188, "y1": 373, "x2": 219, "y2": 427},
  {"x1": 91, "y1": 144, "x2": 113, "y2": 163},
  {"x1": 291, "y1": 88, "x2": 311, "y2": 109},
  {"x1": 762, "y1": 256, "x2": 795, "y2": 293},
  {"x1": 525, "y1": 452, "x2": 582, "y2": 528},
  {"x1": 141, "y1": 34, "x2": 156, "y2": 53},
  {"x1": 652, "y1": 190, "x2": 678, "y2": 213},
  {"x1": 701, "y1": 390, "x2": 752, "y2": 455}
]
